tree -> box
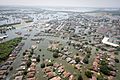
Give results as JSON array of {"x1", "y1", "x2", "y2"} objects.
[
  {"x1": 53, "y1": 53, "x2": 59, "y2": 58},
  {"x1": 85, "y1": 48, "x2": 91, "y2": 54},
  {"x1": 24, "y1": 71, "x2": 27, "y2": 75},
  {"x1": 85, "y1": 71, "x2": 93, "y2": 78},
  {"x1": 42, "y1": 54, "x2": 45, "y2": 57},
  {"x1": 114, "y1": 58, "x2": 119, "y2": 63},
  {"x1": 9, "y1": 66, "x2": 13, "y2": 71},
  {"x1": 38, "y1": 55, "x2": 40, "y2": 58},
  {"x1": 64, "y1": 77, "x2": 69, "y2": 80},
  {"x1": 23, "y1": 52, "x2": 26, "y2": 56},
  {"x1": 96, "y1": 48, "x2": 99, "y2": 52},
  {"x1": 27, "y1": 59, "x2": 31, "y2": 68},
  {"x1": 54, "y1": 49, "x2": 60, "y2": 53},
  {"x1": 83, "y1": 57, "x2": 89, "y2": 64},
  {"x1": 41, "y1": 63, "x2": 45, "y2": 68},
  {"x1": 5, "y1": 72, "x2": 8, "y2": 76},
  {"x1": 61, "y1": 47, "x2": 64, "y2": 50},
  {"x1": 100, "y1": 59, "x2": 107, "y2": 65},
  {"x1": 39, "y1": 49, "x2": 41, "y2": 51},
  {"x1": 85, "y1": 42, "x2": 88, "y2": 45},
  {"x1": 100, "y1": 65, "x2": 110, "y2": 75},
  {"x1": 88, "y1": 32, "x2": 91, "y2": 35},
  {"x1": 117, "y1": 47, "x2": 120, "y2": 51},
  {"x1": 75, "y1": 57, "x2": 80, "y2": 64},
  {"x1": 78, "y1": 74, "x2": 83, "y2": 80},
  {"x1": 31, "y1": 48, "x2": 34, "y2": 55},
  {"x1": 89, "y1": 40, "x2": 91, "y2": 43},
  {"x1": 114, "y1": 52, "x2": 119, "y2": 55},
  {"x1": 76, "y1": 53, "x2": 79, "y2": 56},
  {"x1": 28, "y1": 54, "x2": 32, "y2": 58},
  {"x1": 97, "y1": 75, "x2": 104, "y2": 80},
  {"x1": 36, "y1": 57, "x2": 40, "y2": 62},
  {"x1": 47, "y1": 62, "x2": 53, "y2": 66},
  {"x1": 68, "y1": 42, "x2": 71, "y2": 46}
]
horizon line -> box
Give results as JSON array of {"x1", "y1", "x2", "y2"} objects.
[{"x1": 0, "y1": 5, "x2": 120, "y2": 9}]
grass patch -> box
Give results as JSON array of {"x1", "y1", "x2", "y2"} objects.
[{"x1": 0, "y1": 37, "x2": 22, "y2": 62}]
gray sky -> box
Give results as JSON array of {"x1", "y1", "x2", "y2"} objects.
[{"x1": 0, "y1": 0, "x2": 120, "y2": 8}]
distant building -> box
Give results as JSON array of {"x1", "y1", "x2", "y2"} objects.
[{"x1": 102, "y1": 37, "x2": 119, "y2": 47}]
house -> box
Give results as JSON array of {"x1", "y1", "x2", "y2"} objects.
[
  {"x1": 27, "y1": 77, "x2": 36, "y2": 80},
  {"x1": 16, "y1": 66, "x2": 26, "y2": 71},
  {"x1": 64, "y1": 52, "x2": 70, "y2": 55},
  {"x1": 50, "y1": 76, "x2": 61, "y2": 80},
  {"x1": 61, "y1": 55, "x2": 67, "y2": 60},
  {"x1": 90, "y1": 76, "x2": 97, "y2": 80},
  {"x1": 20, "y1": 62, "x2": 26, "y2": 66},
  {"x1": 0, "y1": 75, "x2": 4, "y2": 79},
  {"x1": 31, "y1": 58, "x2": 36, "y2": 62},
  {"x1": 43, "y1": 67, "x2": 52, "y2": 73},
  {"x1": 0, "y1": 70, "x2": 7, "y2": 75},
  {"x1": 69, "y1": 75, "x2": 75, "y2": 80},
  {"x1": 14, "y1": 71, "x2": 24, "y2": 76},
  {"x1": 46, "y1": 72, "x2": 56, "y2": 79},
  {"x1": 58, "y1": 66, "x2": 65, "y2": 73},
  {"x1": 27, "y1": 67, "x2": 36, "y2": 72},
  {"x1": 66, "y1": 57, "x2": 72, "y2": 62},
  {"x1": 30, "y1": 63, "x2": 36, "y2": 68},
  {"x1": 31, "y1": 45, "x2": 37, "y2": 49},
  {"x1": 58, "y1": 53, "x2": 63, "y2": 57},
  {"x1": 63, "y1": 71, "x2": 71, "y2": 78},
  {"x1": 14, "y1": 75, "x2": 23, "y2": 80},
  {"x1": 0, "y1": 35, "x2": 8, "y2": 40},
  {"x1": 0, "y1": 65, "x2": 9, "y2": 70},
  {"x1": 110, "y1": 71, "x2": 116, "y2": 76},
  {"x1": 53, "y1": 63, "x2": 60, "y2": 68},
  {"x1": 74, "y1": 64, "x2": 81, "y2": 70},
  {"x1": 69, "y1": 60, "x2": 76, "y2": 64},
  {"x1": 27, "y1": 72, "x2": 35, "y2": 78},
  {"x1": 108, "y1": 76, "x2": 114, "y2": 80}
]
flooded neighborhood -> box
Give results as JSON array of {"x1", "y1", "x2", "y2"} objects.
[{"x1": 0, "y1": 5, "x2": 120, "y2": 80}]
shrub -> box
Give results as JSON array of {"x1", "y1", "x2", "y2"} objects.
[
  {"x1": 31, "y1": 49, "x2": 34, "y2": 54},
  {"x1": 83, "y1": 57, "x2": 89, "y2": 64},
  {"x1": 24, "y1": 71, "x2": 27, "y2": 75},
  {"x1": 85, "y1": 71, "x2": 93, "y2": 78},
  {"x1": 47, "y1": 62, "x2": 53, "y2": 66},
  {"x1": 36, "y1": 57, "x2": 40, "y2": 62},
  {"x1": 5, "y1": 72, "x2": 8, "y2": 76},
  {"x1": 39, "y1": 49, "x2": 41, "y2": 51},
  {"x1": 28, "y1": 54, "x2": 32, "y2": 58},
  {"x1": 96, "y1": 48, "x2": 99, "y2": 52},
  {"x1": 100, "y1": 65, "x2": 110, "y2": 75},
  {"x1": 23, "y1": 52, "x2": 26, "y2": 56},
  {"x1": 38, "y1": 55, "x2": 40, "y2": 57},
  {"x1": 27, "y1": 60, "x2": 31, "y2": 68},
  {"x1": 117, "y1": 47, "x2": 120, "y2": 51},
  {"x1": 100, "y1": 59, "x2": 107, "y2": 65},
  {"x1": 85, "y1": 42, "x2": 88, "y2": 45},
  {"x1": 114, "y1": 52, "x2": 118, "y2": 55},
  {"x1": 75, "y1": 57, "x2": 80, "y2": 64},
  {"x1": 78, "y1": 74, "x2": 83, "y2": 80},
  {"x1": 114, "y1": 58, "x2": 119, "y2": 63},
  {"x1": 97, "y1": 75, "x2": 104, "y2": 80},
  {"x1": 53, "y1": 53, "x2": 59, "y2": 58},
  {"x1": 9, "y1": 66, "x2": 13, "y2": 71},
  {"x1": 41, "y1": 63, "x2": 45, "y2": 68},
  {"x1": 64, "y1": 77, "x2": 69, "y2": 80},
  {"x1": 76, "y1": 53, "x2": 79, "y2": 56}
]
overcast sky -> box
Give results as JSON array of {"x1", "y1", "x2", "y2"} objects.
[{"x1": 0, "y1": 0, "x2": 120, "y2": 8}]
